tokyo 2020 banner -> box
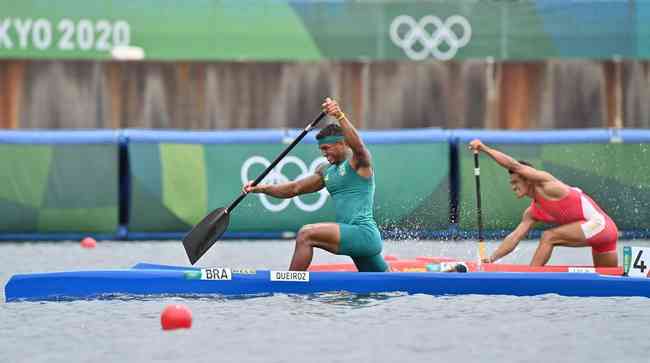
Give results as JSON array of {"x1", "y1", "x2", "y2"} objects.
[{"x1": 0, "y1": 1, "x2": 648, "y2": 61}]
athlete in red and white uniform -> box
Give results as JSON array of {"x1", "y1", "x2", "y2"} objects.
[{"x1": 469, "y1": 139, "x2": 619, "y2": 267}]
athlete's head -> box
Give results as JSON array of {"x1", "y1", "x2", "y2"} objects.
[
  {"x1": 316, "y1": 124, "x2": 347, "y2": 164},
  {"x1": 508, "y1": 160, "x2": 535, "y2": 198}
]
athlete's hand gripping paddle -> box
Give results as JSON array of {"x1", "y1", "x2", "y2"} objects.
[
  {"x1": 182, "y1": 112, "x2": 327, "y2": 264},
  {"x1": 474, "y1": 151, "x2": 487, "y2": 263}
]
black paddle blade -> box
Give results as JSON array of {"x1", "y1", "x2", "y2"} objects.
[{"x1": 182, "y1": 207, "x2": 230, "y2": 265}]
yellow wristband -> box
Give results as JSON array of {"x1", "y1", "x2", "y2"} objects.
[{"x1": 336, "y1": 112, "x2": 346, "y2": 121}]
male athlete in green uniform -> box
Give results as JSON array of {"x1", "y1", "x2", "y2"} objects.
[{"x1": 243, "y1": 97, "x2": 388, "y2": 272}]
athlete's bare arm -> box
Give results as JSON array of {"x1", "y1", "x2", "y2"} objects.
[
  {"x1": 322, "y1": 97, "x2": 372, "y2": 177},
  {"x1": 485, "y1": 208, "x2": 536, "y2": 263},
  {"x1": 469, "y1": 139, "x2": 568, "y2": 198},
  {"x1": 243, "y1": 173, "x2": 324, "y2": 198},
  {"x1": 469, "y1": 139, "x2": 553, "y2": 182}
]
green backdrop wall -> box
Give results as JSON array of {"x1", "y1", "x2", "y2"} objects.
[
  {"x1": 0, "y1": 129, "x2": 649, "y2": 240},
  {"x1": 0, "y1": 132, "x2": 119, "y2": 235},
  {"x1": 126, "y1": 129, "x2": 450, "y2": 235}
]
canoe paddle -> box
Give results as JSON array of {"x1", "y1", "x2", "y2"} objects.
[
  {"x1": 473, "y1": 150, "x2": 487, "y2": 263},
  {"x1": 182, "y1": 111, "x2": 327, "y2": 264}
]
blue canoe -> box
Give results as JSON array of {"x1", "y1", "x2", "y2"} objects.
[{"x1": 5, "y1": 262, "x2": 650, "y2": 302}]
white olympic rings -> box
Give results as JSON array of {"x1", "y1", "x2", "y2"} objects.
[
  {"x1": 390, "y1": 14, "x2": 472, "y2": 61},
  {"x1": 241, "y1": 155, "x2": 329, "y2": 212}
]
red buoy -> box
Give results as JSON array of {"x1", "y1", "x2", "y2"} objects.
[
  {"x1": 80, "y1": 237, "x2": 96, "y2": 249},
  {"x1": 161, "y1": 304, "x2": 192, "y2": 330}
]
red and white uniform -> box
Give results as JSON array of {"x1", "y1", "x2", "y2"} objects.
[{"x1": 529, "y1": 187, "x2": 618, "y2": 254}]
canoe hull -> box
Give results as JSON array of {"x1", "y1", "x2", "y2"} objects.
[{"x1": 5, "y1": 268, "x2": 650, "y2": 302}]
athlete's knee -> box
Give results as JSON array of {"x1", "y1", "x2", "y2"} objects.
[
  {"x1": 296, "y1": 225, "x2": 316, "y2": 245},
  {"x1": 540, "y1": 230, "x2": 559, "y2": 245}
]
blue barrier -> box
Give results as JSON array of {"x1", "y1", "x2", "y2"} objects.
[
  {"x1": 451, "y1": 129, "x2": 614, "y2": 144},
  {"x1": 123, "y1": 129, "x2": 285, "y2": 144},
  {"x1": 0, "y1": 130, "x2": 120, "y2": 144},
  {"x1": 288, "y1": 128, "x2": 450, "y2": 144},
  {"x1": 615, "y1": 129, "x2": 650, "y2": 143}
]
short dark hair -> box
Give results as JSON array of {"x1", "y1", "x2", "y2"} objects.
[
  {"x1": 316, "y1": 124, "x2": 343, "y2": 140},
  {"x1": 508, "y1": 160, "x2": 534, "y2": 174}
]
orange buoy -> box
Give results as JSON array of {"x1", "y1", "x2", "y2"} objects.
[
  {"x1": 161, "y1": 304, "x2": 192, "y2": 330},
  {"x1": 80, "y1": 237, "x2": 97, "y2": 249},
  {"x1": 384, "y1": 254, "x2": 398, "y2": 261}
]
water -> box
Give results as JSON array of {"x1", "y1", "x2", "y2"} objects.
[{"x1": 2, "y1": 240, "x2": 650, "y2": 363}]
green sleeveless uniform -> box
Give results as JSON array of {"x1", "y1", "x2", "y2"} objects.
[{"x1": 322, "y1": 159, "x2": 388, "y2": 272}]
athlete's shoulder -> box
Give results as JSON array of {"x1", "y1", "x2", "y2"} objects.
[{"x1": 543, "y1": 179, "x2": 572, "y2": 197}]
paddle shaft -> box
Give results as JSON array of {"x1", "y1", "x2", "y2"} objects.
[
  {"x1": 226, "y1": 112, "x2": 327, "y2": 214},
  {"x1": 473, "y1": 152, "x2": 484, "y2": 239},
  {"x1": 474, "y1": 151, "x2": 486, "y2": 259}
]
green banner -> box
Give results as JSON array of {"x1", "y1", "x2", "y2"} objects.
[
  {"x1": 0, "y1": 1, "x2": 645, "y2": 61},
  {"x1": 128, "y1": 141, "x2": 449, "y2": 233},
  {"x1": 0, "y1": 144, "x2": 118, "y2": 233},
  {"x1": 0, "y1": 0, "x2": 320, "y2": 61},
  {"x1": 458, "y1": 144, "x2": 650, "y2": 232},
  {"x1": 638, "y1": 2, "x2": 650, "y2": 58}
]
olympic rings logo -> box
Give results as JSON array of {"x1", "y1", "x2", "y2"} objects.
[
  {"x1": 241, "y1": 156, "x2": 329, "y2": 212},
  {"x1": 390, "y1": 15, "x2": 472, "y2": 61}
]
